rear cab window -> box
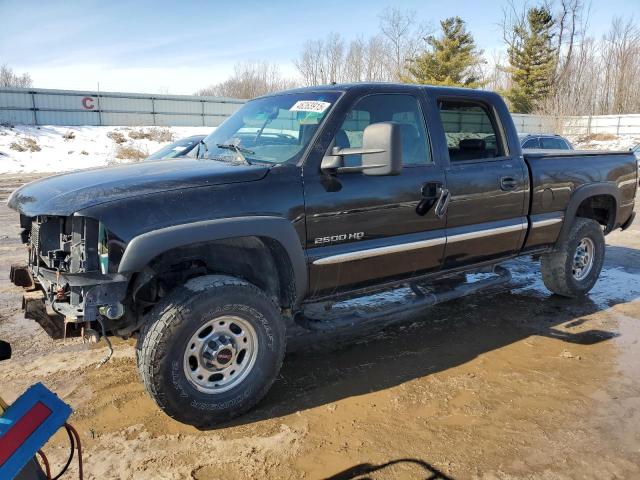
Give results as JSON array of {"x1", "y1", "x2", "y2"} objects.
[{"x1": 437, "y1": 99, "x2": 505, "y2": 162}]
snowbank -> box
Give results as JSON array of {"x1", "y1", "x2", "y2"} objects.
[
  {"x1": 567, "y1": 133, "x2": 640, "y2": 151},
  {"x1": 0, "y1": 125, "x2": 213, "y2": 173},
  {"x1": 0, "y1": 125, "x2": 638, "y2": 174}
]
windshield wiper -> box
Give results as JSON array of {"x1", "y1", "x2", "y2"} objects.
[{"x1": 216, "y1": 143, "x2": 255, "y2": 165}]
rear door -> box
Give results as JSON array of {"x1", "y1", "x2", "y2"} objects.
[
  {"x1": 435, "y1": 97, "x2": 528, "y2": 267},
  {"x1": 303, "y1": 91, "x2": 447, "y2": 297}
]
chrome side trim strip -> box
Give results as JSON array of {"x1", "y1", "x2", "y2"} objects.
[
  {"x1": 312, "y1": 237, "x2": 446, "y2": 265},
  {"x1": 531, "y1": 217, "x2": 563, "y2": 228},
  {"x1": 313, "y1": 220, "x2": 528, "y2": 266},
  {"x1": 447, "y1": 222, "x2": 524, "y2": 244}
]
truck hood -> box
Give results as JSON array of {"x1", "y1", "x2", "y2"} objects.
[{"x1": 8, "y1": 159, "x2": 270, "y2": 217}]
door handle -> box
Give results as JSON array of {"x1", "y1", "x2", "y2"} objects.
[
  {"x1": 434, "y1": 188, "x2": 450, "y2": 219},
  {"x1": 500, "y1": 176, "x2": 518, "y2": 191},
  {"x1": 416, "y1": 181, "x2": 443, "y2": 216}
]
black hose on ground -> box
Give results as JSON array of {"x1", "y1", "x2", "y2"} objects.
[
  {"x1": 51, "y1": 425, "x2": 75, "y2": 480},
  {"x1": 96, "y1": 317, "x2": 113, "y2": 368}
]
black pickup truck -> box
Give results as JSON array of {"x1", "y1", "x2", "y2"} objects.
[{"x1": 8, "y1": 83, "x2": 638, "y2": 426}]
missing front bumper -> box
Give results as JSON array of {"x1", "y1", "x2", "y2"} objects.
[{"x1": 10, "y1": 264, "x2": 129, "y2": 326}]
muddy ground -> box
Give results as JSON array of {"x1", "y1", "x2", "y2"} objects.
[{"x1": 1, "y1": 173, "x2": 639, "y2": 480}]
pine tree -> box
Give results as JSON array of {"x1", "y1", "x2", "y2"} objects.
[
  {"x1": 506, "y1": 7, "x2": 557, "y2": 113},
  {"x1": 402, "y1": 17, "x2": 485, "y2": 88}
]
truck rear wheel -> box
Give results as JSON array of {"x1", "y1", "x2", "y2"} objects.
[
  {"x1": 136, "y1": 275, "x2": 286, "y2": 427},
  {"x1": 540, "y1": 218, "x2": 605, "y2": 298}
]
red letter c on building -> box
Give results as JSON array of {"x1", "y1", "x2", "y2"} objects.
[{"x1": 82, "y1": 97, "x2": 95, "y2": 109}]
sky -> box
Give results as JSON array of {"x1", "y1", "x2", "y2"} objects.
[{"x1": 1, "y1": 0, "x2": 638, "y2": 95}]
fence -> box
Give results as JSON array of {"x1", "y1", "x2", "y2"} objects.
[
  {"x1": 511, "y1": 114, "x2": 557, "y2": 133},
  {"x1": 1, "y1": 87, "x2": 640, "y2": 135},
  {"x1": 0, "y1": 87, "x2": 245, "y2": 127},
  {"x1": 561, "y1": 114, "x2": 640, "y2": 136}
]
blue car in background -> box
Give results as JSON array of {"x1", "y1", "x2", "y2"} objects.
[
  {"x1": 519, "y1": 134, "x2": 573, "y2": 150},
  {"x1": 146, "y1": 135, "x2": 206, "y2": 160},
  {"x1": 484, "y1": 133, "x2": 573, "y2": 152}
]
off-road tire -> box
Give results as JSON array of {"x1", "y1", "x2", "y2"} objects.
[
  {"x1": 541, "y1": 218, "x2": 605, "y2": 297},
  {"x1": 136, "y1": 275, "x2": 286, "y2": 427}
]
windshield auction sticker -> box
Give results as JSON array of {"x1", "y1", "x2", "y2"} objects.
[{"x1": 289, "y1": 100, "x2": 331, "y2": 113}]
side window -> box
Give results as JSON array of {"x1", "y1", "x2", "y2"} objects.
[
  {"x1": 438, "y1": 100, "x2": 505, "y2": 162},
  {"x1": 540, "y1": 137, "x2": 569, "y2": 149},
  {"x1": 522, "y1": 138, "x2": 539, "y2": 149},
  {"x1": 335, "y1": 94, "x2": 432, "y2": 166}
]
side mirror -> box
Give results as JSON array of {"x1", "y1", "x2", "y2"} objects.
[
  {"x1": 361, "y1": 122, "x2": 402, "y2": 176},
  {"x1": 321, "y1": 122, "x2": 402, "y2": 176}
]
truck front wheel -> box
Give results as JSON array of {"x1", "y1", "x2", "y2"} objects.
[
  {"x1": 136, "y1": 275, "x2": 286, "y2": 427},
  {"x1": 541, "y1": 218, "x2": 605, "y2": 298}
]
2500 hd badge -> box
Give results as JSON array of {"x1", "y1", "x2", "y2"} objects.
[{"x1": 314, "y1": 232, "x2": 365, "y2": 245}]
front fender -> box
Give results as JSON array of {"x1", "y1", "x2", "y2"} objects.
[{"x1": 117, "y1": 216, "x2": 308, "y2": 303}]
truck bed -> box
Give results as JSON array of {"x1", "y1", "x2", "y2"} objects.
[{"x1": 522, "y1": 149, "x2": 637, "y2": 252}]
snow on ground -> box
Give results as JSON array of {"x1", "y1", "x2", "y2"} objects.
[
  {"x1": 567, "y1": 133, "x2": 640, "y2": 151},
  {"x1": 0, "y1": 125, "x2": 213, "y2": 173},
  {"x1": 0, "y1": 125, "x2": 639, "y2": 174}
]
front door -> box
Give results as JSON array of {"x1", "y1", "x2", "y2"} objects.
[{"x1": 303, "y1": 92, "x2": 447, "y2": 297}]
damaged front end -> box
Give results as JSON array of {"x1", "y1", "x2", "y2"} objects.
[{"x1": 10, "y1": 214, "x2": 130, "y2": 340}]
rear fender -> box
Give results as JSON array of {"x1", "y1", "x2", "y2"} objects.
[{"x1": 556, "y1": 183, "x2": 620, "y2": 245}]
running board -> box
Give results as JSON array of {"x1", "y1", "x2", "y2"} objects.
[{"x1": 294, "y1": 265, "x2": 512, "y2": 332}]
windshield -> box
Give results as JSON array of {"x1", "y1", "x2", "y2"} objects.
[{"x1": 199, "y1": 92, "x2": 340, "y2": 164}]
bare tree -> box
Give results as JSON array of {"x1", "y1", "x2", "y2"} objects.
[
  {"x1": 535, "y1": 16, "x2": 640, "y2": 119},
  {"x1": 483, "y1": 49, "x2": 511, "y2": 93},
  {"x1": 379, "y1": 7, "x2": 431, "y2": 80},
  {"x1": 365, "y1": 36, "x2": 394, "y2": 81},
  {"x1": 499, "y1": 1, "x2": 527, "y2": 55},
  {"x1": 324, "y1": 33, "x2": 345, "y2": 84},
  {"x1": 342, "y1": 35, "x2": 392, "y2": 83},
  {"x1": 294, "y1": 7, "x2": 429, "y2": 85},
  {"x1": 0, "y1": 64, "x2": 33, "y2": 88},
  {"x1": 344, "y1": 37, "x2": 366, "y2": 82},
  {"x1": 294, "y1": 33, "x2": 347, "y2": 85},
  {"x1": 295, "y1": 39, "x2": 325, "y2": 86},
  {"x1": 600, "y1": 18, "x2": 640, "y2": 114},
  {"x1": 553, "y1": 0, "x2": 589, "y2": 84},
  {"x1": 196, "y1": 61, "x2": 296, "y2": 99},
  {"x1": 536, "y1": 37, "x2": 598, "y2": 122}
]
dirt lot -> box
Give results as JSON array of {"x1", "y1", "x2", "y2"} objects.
[{"x1": 1, "y1": 173, "x2": 639, "y2": 480}]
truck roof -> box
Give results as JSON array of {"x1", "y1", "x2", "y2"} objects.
[{"x1": 259, "y1": 83, "x2": 501, "y2": 100}]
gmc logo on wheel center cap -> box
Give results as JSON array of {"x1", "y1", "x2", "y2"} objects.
[{"x1": 216, "y1": 349, "x2": 233, "y2": 364}]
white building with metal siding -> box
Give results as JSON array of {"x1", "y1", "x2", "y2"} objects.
[{"x1": 0, "y1": 87, "x2": 246, "y2": 127}]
